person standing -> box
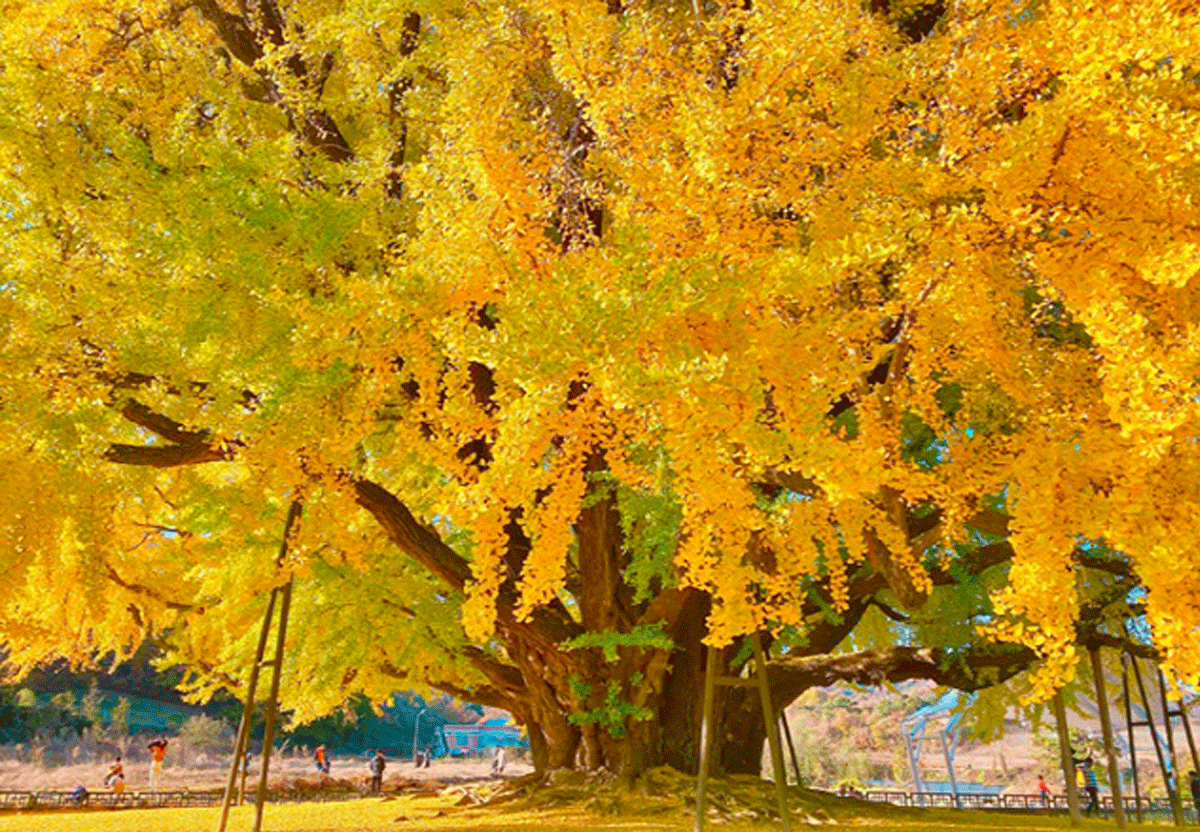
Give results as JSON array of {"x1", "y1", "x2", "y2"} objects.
[
  {"x1": 314, "y1": 745, "x2": 330, "y2": 775},
  {"x1": 1081, "y1": 757, "x2": 1100, "y2": 816},
  {"x1": 1037, "y1": 774, "x2": 1051, "y2": 807},
  {"x1": 369, "y1": 749, "x2": 386, "y2": 793},
  {"x1": 146, "y1": 738, "x2": 168, "y2": 791}
]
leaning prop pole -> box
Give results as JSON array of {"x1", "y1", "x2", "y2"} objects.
[
  {"x1": 1118, "y1": 657, "x2": 1137, "y2": 825},
  {"x1": 1090, "y1": 646, "x2": 1126, "y2": 827},
  {"x1": 253, "y1": 571, "x2": 296, "y2": 832},
  {"x1": 1129, "y1": 654, "x2": 1182, "y2": 826},
  {"x1": 751, "y1": 632, "x2": 792, "y2": 832},
  {"x1": 216, "y1": 500, "x2": 302, "y2": 832},
  {"x1": 1052, "y1": 690, "x2": 1081, "y2": 827},
  {"x1": 1156, "y1": 669, "x2": 1185, "y2": 828},
  {"x1": 216, "y1": 588, "x2": 278, "y2": 832},
  {"x1": 695, "y1": 631, "x2": 791, "y2": 832},
  {"x1": 693, "y1": 640, "x2": 719, "y2": 832}
]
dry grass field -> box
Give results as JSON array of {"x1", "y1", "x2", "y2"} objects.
[
  {"x1": 0, "y1": 795, "x2": 1136, "y2": 832},
  {"x1": 0, "y1": 766, "x2": 1148, "y2": 832}
]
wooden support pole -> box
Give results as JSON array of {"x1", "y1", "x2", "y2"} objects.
[
  {"x1": 216, "y1": 588, "x2": 277, "y2": 832},
  {"x1": 694, "y1": 644, "x2": 719, "y2": 832},
  {"x1": 1052, "y1": 690, "x2": 1081, "y2": 827},
  {"x1": 779, "y1": 713, "x2": 801, "y2": 786},
  {"x1": 751, "y1": 632, "x2": 791, "y2": 832},
  {"x1": 1122, "y1": 656, "x2": 1143, "y2": 823},
  {"x1": 1158, "y1": 669, "x2": 1185, "y2": 827},
  {"x1": 1130, "y1": 656, "x2": 1181, "y2": 826},
  {"x1": 1090, "y1": 647, "x2": 1126, "y2": 827},
  {"x1": 1173, "y1": 692, "x2": 1200, "y2": 773},
  {"x1": 252, "y1": 575, "x2": 293, "y2": 832}
]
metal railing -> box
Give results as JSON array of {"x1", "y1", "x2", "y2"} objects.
[
  {"x1": 0, "y1": 788, "x2": 371, "y2": 811},
  {"x1": 862, "y1": 789, "x2": 1192, "y2": 814}
]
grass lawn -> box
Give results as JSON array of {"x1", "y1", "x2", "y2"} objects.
[{"x1": 0, "y1": 796, "x2": 1152, "y2": 832}]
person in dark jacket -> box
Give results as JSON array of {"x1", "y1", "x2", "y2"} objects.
[{"x1": 369, "y1": 749, "x2": 386, "y2": 793}]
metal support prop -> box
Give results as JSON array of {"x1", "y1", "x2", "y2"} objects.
[
  {"x1": 1052, "y1": 690, "x2": 1081, "y2": 827},
  {"x1": 1122, "y1": 656, "x2": 1143, "y2": 823},
  {"x1": 1090, "y1": 647, "x2": 1126, "y2": 827},
  {"x1": 939, "y1": 731, "x2": 961, "y2": 808},
  {"x1": 905, "y1": 731, "x2": 924, "y2": 807},
  {"x1": 695, "y1": 633, "x2": 790, "y2": 832}
]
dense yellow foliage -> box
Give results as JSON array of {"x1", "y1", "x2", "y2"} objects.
[{"x1": 0, "y1": 0, "x2": 1198, "y2": 716}]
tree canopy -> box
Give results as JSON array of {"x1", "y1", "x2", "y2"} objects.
[{"x1": 1, "y1": 0, "x2": 1199, "y2": 774}]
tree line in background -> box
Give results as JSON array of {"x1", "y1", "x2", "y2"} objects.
[{"x1": 0, "y1": 659, "x2": 481, "y2": 766}]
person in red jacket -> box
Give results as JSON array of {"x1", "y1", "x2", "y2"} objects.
[
  {"x1": 1037, "y1": 774, "x2": 1051, "y2": 807},
  {"x1": 146, "y1": 738, "x2": 168, "y2": 791}
]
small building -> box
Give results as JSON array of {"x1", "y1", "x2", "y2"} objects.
[{"x1": 441, "y1": 718, "x2": 525, "y2": 756}]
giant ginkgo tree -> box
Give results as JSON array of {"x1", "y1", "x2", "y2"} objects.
[{"x1": 1, "y1": 0, "x2": 1198, "y2": 776}]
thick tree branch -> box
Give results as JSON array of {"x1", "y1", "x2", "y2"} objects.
[
  {"x1": 767, "y1": 641, "x2": 1037, "y2": 704},
  {"x1": 352, "y1": 479, "x2": 472, "y2": 591},
  {"x1": 461, "y1": 645, "x2": 527, "y2": 699},
  {"x1": 119, "y1": 400, "x2": 212, "y2": 445},
  {"x1": 192, "y1": 0, "x2": 354, "y2": 163},
  {"x1": 104, "y1": 442, "x2": 231, "y2": 467}
]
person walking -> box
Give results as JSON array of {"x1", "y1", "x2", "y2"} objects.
[
  {"x1": 314, "y1": 744, "x2": 330, "y2": 776},
  {"x1": 369, "y1": 749, "x2": 386, "y2": 793},
  {"x1": 146, "y1": 738, "x2": 168, "y2": 791},
  {"x1": 104, "y1": 756, "x2": 125, "y2": 795},
  {"x1": 1037, "y1": 774, "x2": 1051, "y2": 807}
]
